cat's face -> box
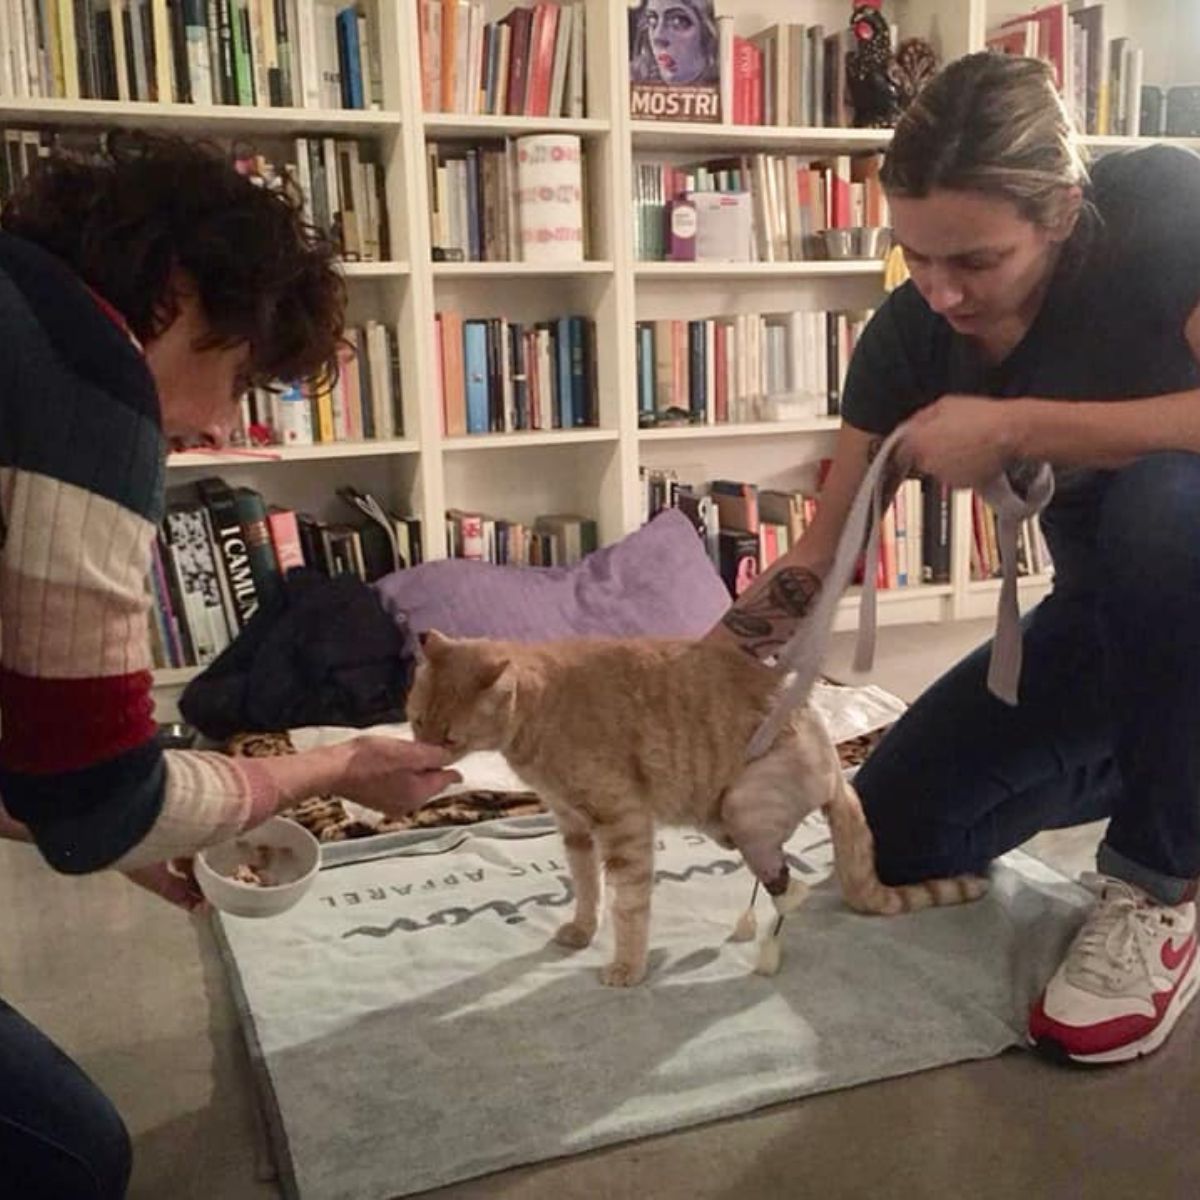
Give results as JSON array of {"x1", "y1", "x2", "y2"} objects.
[{"x1": 408, "y1": 631, "x2": 517, "y2": 758}]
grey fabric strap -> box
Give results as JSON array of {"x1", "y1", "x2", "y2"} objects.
[
  {"x1": 745, "y1": 424, "x2": 1054, "y2": 760},
  {"x1": 977, "y1": 463, "x2": 1055, "y2": 704}
]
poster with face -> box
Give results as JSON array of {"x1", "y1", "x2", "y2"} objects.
[{"x1": 628, "y1": 0, "x2": 721, "y2": 123}]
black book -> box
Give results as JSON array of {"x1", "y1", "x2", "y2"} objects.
[{"x1": 195, "y1": 476, "x2": 260, "y2": 627}]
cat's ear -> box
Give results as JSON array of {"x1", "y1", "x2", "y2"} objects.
[
  {"x1": 419, "y1": 629, "x2": 451, "y2": 660},
  {"x1": 478, "y1": 658, "x2": 518, "y2": 720},
  {"x1": 476, "y1": 657, "x2": 512, "y2": 693}
]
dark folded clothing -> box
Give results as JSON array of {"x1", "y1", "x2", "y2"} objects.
[{"x1": 180, "y1": 569, "x2": 414, "y2": 739}]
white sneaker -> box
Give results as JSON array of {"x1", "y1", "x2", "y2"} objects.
[{"x1": 1029, "y1": 873, "x2": 1199, "y2": 1065}]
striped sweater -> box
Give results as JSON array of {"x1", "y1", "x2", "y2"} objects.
[{"x1": 0, "y1": 230, "x2": 275, "y2": 872}]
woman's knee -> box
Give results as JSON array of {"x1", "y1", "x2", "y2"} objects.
[
  {"x1": 88, "y1": 1095, "x2": 132, "y2": 1200},
  {"x1": 1, "y1": 1107, "x2": 131, "y2": 1200},
  {"x1": 1098, "y1": 452, "x2": 1200, "y2": 597}
]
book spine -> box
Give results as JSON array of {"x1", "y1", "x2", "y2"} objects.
[
  {"x1": 463, "y1": 319, "x2": 489, "y2": 434},
  {"x1": 555, "y1": 316, "x2": 572, "y2": 429},
  {"x1": 334, "y1": 4, "x2": 362, "y2": 107},
  {"x1": 196, "y1": 477, "x2": 260, "y2": 626},
  {"x1": 233, "y1": 487, "x2": 284, "y2": 608},
  {"x1": 266, "y1": 508, "x2": 306, "y2": 572}
]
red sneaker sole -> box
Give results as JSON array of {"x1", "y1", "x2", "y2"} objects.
[{"x1": 1029, "y1": 956, "x2": 1200, "y2": 1066}]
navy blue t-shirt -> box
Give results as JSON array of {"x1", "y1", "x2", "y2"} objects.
[{"x1": 841, "y1": 144, "x2": 1200, "y2": 586}]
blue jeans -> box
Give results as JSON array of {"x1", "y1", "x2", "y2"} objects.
[
  {"x1": 0, "y1": 997, "x2": 131, "y2": 1198},
  {"x1": 857, "y1": 452, "x2": 1200, "y2": 906}
]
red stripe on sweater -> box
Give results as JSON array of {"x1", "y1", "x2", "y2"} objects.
[{"x1": 0, "y1": 666, "x2": 156, "y2": 774}]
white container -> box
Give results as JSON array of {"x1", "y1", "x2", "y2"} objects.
[
  {"x1": 195, "y1": 817, "x2": 321, "y2": 918},
  {"x1": 515, "y1": 134, "x2": 585, "y2": 264},
  {"x1": 693, "y1": 192, "x2": 753, "y2": 262}
]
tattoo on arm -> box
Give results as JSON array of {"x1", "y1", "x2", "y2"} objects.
[
  {"x1": 720, "y1": 435, "x2": 904, "y2": 664},
  {"x1": 721, "y1": 567, "x2": 823, "y2": 663}
]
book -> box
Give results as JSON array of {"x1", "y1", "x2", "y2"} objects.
[
  {"x1": 534, "y1": 513, "x2": 597, "y2": 564},
  {"x1": 628, "y1": 0, "x2": 719, "y2": 123},
  {"x1": 711, "y1": 479, "x2": 759, "y2": 533},
  {"x1": 234, "y1": 486, "x2": 284, "y2": 609},
  {"x1": 463, "y1": 319, "x2": 490, "y2": 433},
  {"x1": 718, "y1": 529, "x2": 760, "y2": 596},
  {"x1": 162, "y1": 502, "x2": 233, "y2": 664},
  {"x1": 266, "y1": 507, "x2": 306, "y2": 574},
  {"x1": 335, "y1": 5, "x2": 364, "y2": 108},
  {"x1": 195, "y1": 476, "x2": 260, "y2": 628}
]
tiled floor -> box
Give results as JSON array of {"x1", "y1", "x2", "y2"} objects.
[{"x1": 1, "y1": 620, "x2": 1195, "y2": 1199}]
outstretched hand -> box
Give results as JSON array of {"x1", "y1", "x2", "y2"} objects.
[{"x1": 335, "y1": 736, "x2": 463, "y2": 819}]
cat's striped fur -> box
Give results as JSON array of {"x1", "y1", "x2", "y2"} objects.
[{"x1": 408, "y1": 632, "x2": 986, "y2": 986}]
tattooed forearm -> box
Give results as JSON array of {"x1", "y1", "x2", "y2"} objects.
[{"x1": 721, "y1": 566, "x2": 823, "y2": 663}]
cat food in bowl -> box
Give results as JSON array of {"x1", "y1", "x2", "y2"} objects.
[{"x1": 195, "y1": 817, "x2": 320, "y2": 918}]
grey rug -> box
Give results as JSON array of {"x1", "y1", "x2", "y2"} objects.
[{"x1": 214, "y1": 817, "x2": 1089, "y2": 1200}]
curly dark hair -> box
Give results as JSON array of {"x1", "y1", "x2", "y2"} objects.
[{"x1": 0, "y1": 130, "x2": 345, "y2": 387}]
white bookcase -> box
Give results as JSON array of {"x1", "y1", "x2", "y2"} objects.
[{"x1": 3, "y1": 0, "x2": 1197, "y2": 719}]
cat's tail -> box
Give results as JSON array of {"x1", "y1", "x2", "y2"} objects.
[{"x1": 824, "y1": 775, "x2": 988, "y2": 916}]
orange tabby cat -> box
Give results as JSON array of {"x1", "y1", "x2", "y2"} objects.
[{"x1": 408, "y1": 631, "x2": 986, "y2": 986}]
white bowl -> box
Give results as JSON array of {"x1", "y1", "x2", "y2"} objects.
[{"x1": 195, "y1": 817, "x2": 321, "y2": 918}]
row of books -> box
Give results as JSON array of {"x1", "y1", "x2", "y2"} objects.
[
  {"x1": 0, "y1": 128, "x2": 391, "y2": 264},
  {"x1": 636, "y1": 310, "x2": 872, "y2": 428},
  {"x1": 634, "y1": 153, "x2": 886, "y2": 263},
  {"x1": 722, "y1": 19, "x2": 858, "y2": 128},
  {"x1": 446, "y1": 508, "x2": 597, "y2": 566},
  {"x1": 969, "y1": 494, "x2": 1052, "y2": 582},
  {"x1": 417, "y1": 0, "x2": 585, "y2": 118},
  {"x1": 427, "y1": 134, "x2": 586, "y2": 264},
  {"x1": 0, "y1": 0, "x2": 380, "y2": 109},
  {"x1": 437, "y1": 312, "x2": 597, "y2": 436},
  {"x1": 288, "y1": 136, "x2": 390, "y2": 261},
  {"x1": 988, "y1": 3, "x2": 1151, "y2": 138},
  {"x1": 212, "y1": 322, "x2": 402, "y2": 450},
  {"x1": 627, "y1": 5, "x2": 878, "y2": 128},
  {"x1": 642, "y1": 468, "x2": 952, "y2": 598},
  {"x1": 150, "y1": 478, "x2": 423, "y2": 669}
]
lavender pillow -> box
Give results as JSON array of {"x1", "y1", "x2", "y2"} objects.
[{"x1": 372, "y1": 510, "x2": 729, "y2": 641}]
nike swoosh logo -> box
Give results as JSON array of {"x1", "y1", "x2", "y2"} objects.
[{"x1": 1161, "y1": 935, "x2": 1196, "y2": 972}]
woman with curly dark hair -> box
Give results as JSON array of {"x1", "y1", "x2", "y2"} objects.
[{"x1": 0, "y1": 133, "x2": 459, "y2": 1196}]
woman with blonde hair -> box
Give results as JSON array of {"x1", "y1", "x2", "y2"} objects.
[{"x1": 711, "y1": 51, "x2": 1200, "y2": 1066}]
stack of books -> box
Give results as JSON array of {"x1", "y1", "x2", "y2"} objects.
[
  {"x1": 437, "y1": 312, "x2": 597, "y2": 435},
  {"x1": 445, "y1": 509, "x2": 596, "y2": 565},
  {"x1": 635, "y1": 309, "x2": 873, "y2": 426},
  {"x1": 641, "y1": 467, "x2": 953, "y2": 597},
  {"x1": 151, "y1": 479, "x2": 421, "y2": 669},
  {"x1": 0, "y1": 0, "x2": 382, "y2": 109},
  {"x1": 417, "y1": 1, "x2": 586, "y2": 117}
]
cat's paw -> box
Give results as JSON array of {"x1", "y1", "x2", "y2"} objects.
[
  {"x1": 553, "y1": 921, "x2": 596, "y2": 949},
  {"x1": 600, "y1": 960, "x2": 647, "y2": 987}
]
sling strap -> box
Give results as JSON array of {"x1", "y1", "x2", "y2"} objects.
[{"x1": 745, "y1": 423, "x2": 1054, "y2": 760}]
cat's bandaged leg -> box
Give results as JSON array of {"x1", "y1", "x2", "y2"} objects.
[
  {"x1": 750, "y1": 877, "x2": 810, "y2": 975},
  {"x1": 772, "y1": 874, "x2": 809, "y2": 913},
  {"x1": 730, "y1": 880, "x2": 760, "y2": 942}
]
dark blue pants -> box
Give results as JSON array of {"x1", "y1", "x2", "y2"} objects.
[
  {"x1": 0, "y1": 997, "x2": 131, "y2": 1199},
  {"x1": 857, "y1": 452, "x2": 1200, "y2": 906}
]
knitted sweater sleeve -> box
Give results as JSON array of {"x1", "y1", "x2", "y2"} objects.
[{"x1": 0, "y1": 243, "x2": 278, "y2": 872}]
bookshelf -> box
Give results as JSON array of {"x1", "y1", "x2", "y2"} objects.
[{"x1": 2, "y1": 0, "x2": 1195, "y2": 717}]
